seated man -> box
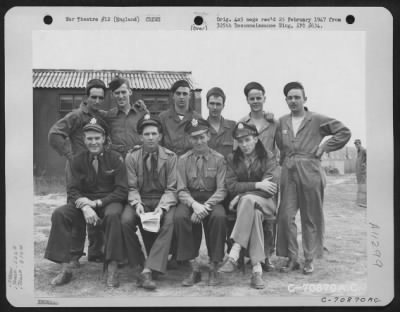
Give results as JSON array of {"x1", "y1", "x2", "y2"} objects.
[
  {"x1": 45, "y1": 118, "x2": 127, "y2": 288},
  {"x1": 121, "y1": 114, "x2": 178, "y2": 290},
  {"x1": 174, "y1": 118, "x2": 227, "y2": 287}
]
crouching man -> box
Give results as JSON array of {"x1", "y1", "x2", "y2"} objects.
[
  {"x1": 174, "y1": 118, "x2": 227, "y2": 286},
  {"x1": 45, "y1": 118, "x2": 127, "y2": 288},
  {"x1": 122, "y1": 114, "x2": 178, "y2": 290}
]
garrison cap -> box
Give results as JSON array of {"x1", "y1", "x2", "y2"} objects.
[
  {"x1": 244, "y1": 82, "x2": 265, "y2": 97},
  {"x1": 354, "y1": 139, "x2": 361, "y2": 144},
  {"x1": 232, "y1": 122, "x2": 258, "y2": 139},
  {"x1": 83, "y1": 117, "x2": 106, "y2": 135},
  {"x1": 283, "y1": 81, "x2": 305, "y2": 96},
  {"x1": 206, "y1": 87, "x2": 226, "y2": 103},
  {"x1": 171, "y1": 80, "x2": 191, "y2": 93},
  {"x1": 137, "y1": 113, "x2": 162, "y2": 134},
  {"x1": 85, "y1": 79, "x2": 106, "y2": 95},
  {"x1": 184, "y1": 118, "x2": 210, "y2": 137},
  {"x1": 109, "y1": 76, "x2": 131, "y2": 92}
]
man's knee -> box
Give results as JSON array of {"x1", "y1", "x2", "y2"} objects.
[
  {"x1": 174, "y1": 205, "x2": 190, "y2": 225},
  {"x1": 209, "y1": 205, "x2": 226, "y2": 224}
]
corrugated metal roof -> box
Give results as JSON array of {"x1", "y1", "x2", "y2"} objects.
[{"x1": 33, "y1": 69, "x2": 200, "y2": 90}]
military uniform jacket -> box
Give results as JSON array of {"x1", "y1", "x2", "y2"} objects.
[
  {"x1": 177, "y1": 148, "x2": 227, "y2": 207},
  {"x1": 225, "y1": 151, "x2": 280, "y2": 200},
  {"x1": 48, "y1": 103, "x2": 107, "y2": 159},
  {"x1": 67, "y1": 150, "x2": 128, "y2": 207},
  {"x1": 159, "y1": 107, "x2": 202, "y2": 156},
  {"x1": 276, "y1": 111, "x2": 351, "y2": 168},
  {"x1": 125, "y1": 145, "x2": 178, "y2": 211},
  {"x1": 207, "y1": 116, "x2": 236, "y2": 159}
]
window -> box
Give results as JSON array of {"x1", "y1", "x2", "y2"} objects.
[
  {"x1": 142, "y1": 94, "x2": 169, "y2": 116},
  {"x1": 59, "y1": 94, "x2": 84, "y2": 117}
]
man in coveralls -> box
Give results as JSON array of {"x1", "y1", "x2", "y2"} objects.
[
  {"x1": 238, "y1": 81, "x2": 278, "y2": 271},
  {"x1": 174, "y1": 118, "x2": 227, "y2": 286},
  {"x1": 354, "y1": 139, "x2": 367, "y2": 207},
  {"x1": 48, "y1": 79, "x2": 108, "y2": 265},
  {"x1": 276, "y1": 81, "x2": 351, "y2": 274},
  {"x1": 105, "y1": 76, "x2": 149, "y2": 157},
  {"x1": 45, "y1": 118, "x2": 127, "y2": 288},
  {"x1": 122, "y1": 114, "x2": 178, "y2": 290}
]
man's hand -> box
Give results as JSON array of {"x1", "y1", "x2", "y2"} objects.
[
  {"x1": 136, "y1": 203, "x2": 145, "y2": 215},
  {"x1": 133, "y1": 99, "x2": 148, "y2": 112},
  {"x1": 256, "y1": 177, "x2": 278, "y2": 195},
  {"x1": 154, "y1": 207, "x2": 164, "y2": 216},
  {"x1": 265, "y1": 111, "x2": 275, "y2": 121},
  {"x1": 82, "y1": 206, "x2": 100, "y2": 226},
  {"x1": 190, "y1": 213, "x2": 202, "y2": 224},
  {"x1": 229, "y1": 195, "x2": 240, "y2": 212},
  {"x1": 192, "y1": 202, "x2": 210, "y2": 219},
  {"x1": 75, "y1": 197, "x2": 96, "y2": 209}
]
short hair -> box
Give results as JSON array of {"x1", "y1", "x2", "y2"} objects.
[
  {"x1": 244, "y1": 82, "x2": 265, "y2": 97},
  {"x1": 85, "y1": 79, "x2": 106, "y2": 96},
  {"x1": 171, "y1": 80, "x2": 191, "y2": 94},
  {"x1": 109, "y1": 76, "x2": 131, "y2": 92},
  {"x1": 206, "y1": 87, "x2": 226, "y2": 104},
  {"x1": 283, "y1": 81, "x2": 306, "y2": 97}
]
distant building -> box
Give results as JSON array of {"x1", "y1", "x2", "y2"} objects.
[{"x1": 33, "y1": 69, "x2": 202, "y2": 176}]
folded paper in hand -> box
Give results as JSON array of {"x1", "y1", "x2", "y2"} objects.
[{"x1": 139, "y1": 211, "x2": 161, "y2": 233}]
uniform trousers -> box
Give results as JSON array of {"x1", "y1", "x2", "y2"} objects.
[
  {"x1": 174, "y1": 191, "x2": 226, "y2": 263},
  {"x1": 230, "y1": 194, "x2": 276, "y2": 265},
  {"x1": 121, "y1": 197, "x2": 174, "y2": 274},
  {"x1": 66, "y1": 160, "x2": 104, "y2": 259},
  {"x1": 276, "y1": 159, "x2": 326, "y2": 260},
  {"x1": 45, "y1": 202, "x2": 124, "y2": 264}
]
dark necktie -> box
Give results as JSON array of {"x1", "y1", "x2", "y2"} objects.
[
  {"x1": 196, "y1": 155, "x2": 205, "y2": 177},
  {"x1": 146, "y1": 152, "x2": 157, "y2": 173},
  {"x1": 92, "y1": 155, "x2": 99, "y2": 174}
]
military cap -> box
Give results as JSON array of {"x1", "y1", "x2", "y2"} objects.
[
  {"x1": 232, "y1": 122, "x2": 258, "y2": 140},
  {"x1": 85, "y1": 79, "x2": 106, "y2": 95},
  {"x1": 83, "y1": 117, "x2": 106, "y2": 135},
  {"x1": 206, "y1": 87, "x2": 226, "y2": 103},
  {"x1": 184, "y1": 118, "x2": 210, "y2": 137},
  {"x1": 109, "y1": 76, "x2": 130, "y2": 92},
  {"x1": 171, "y1": 80, "x2": 191, "y2": 93},
  {"x1": 137, "y1": 113, "x2": 163, "y2": 134},
  {"x1": 283, "y1": 81, "x2": 305, "y2": 96},
  {"x1": 244, "y1": 82, "x2": 265, "y2": 97},
  {"x1": 354, "y1": 139, "x2": 361, "y2": 144}
]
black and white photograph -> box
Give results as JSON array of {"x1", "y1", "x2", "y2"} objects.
[{"x1": 5, "y1": 6, "x2": 393, "y2": 307}]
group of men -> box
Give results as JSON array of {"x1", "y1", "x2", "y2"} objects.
[{"x1": 45, "y1": 76, "x2": 351, "y2": 290}]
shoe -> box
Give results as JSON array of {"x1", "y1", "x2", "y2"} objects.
[
  {"x1": 152, "y1": 271, "x2": 161, "y2": 281},
  {"x1": 280, "y1": 259, "x2": 300, "y2": 273},
  {"x1": 167, "y1": 258, "x2": 178, "y2": 270},
  {"x1": 250, "y1": 272, "x2": 265, "y2": 289},
  {"x1": 218, "y1": 257, "x2": 237, "y2": 273},
  {"x1": 50, "y1": 271, "x2": 72, "y2": 286},
  {"x1": 208, "y1": 270, "x2": 220, "y2": 286},
  {"x1": 261, "y1": 258, "x2": 275, "y2": 272},
  {"x1": 137, "y1": 272, "x2": 156, "y2": 290},
  {"x1": 181, "y1": 271, "x2": 201, "y2": 287},
  {"x1": 303, "y1": 259, "x2": 314, "y2": 275},
  {"x1": 106, "y1": 263, "x2": 119, "y2": 288}
]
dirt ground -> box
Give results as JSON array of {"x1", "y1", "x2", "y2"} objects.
[{"x1": 34, "y1": 174, "x2": 367, "y2": 298}]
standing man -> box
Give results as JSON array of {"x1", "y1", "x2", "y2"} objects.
[
  {"x1": 354, "y1": 139, "x2": 367, "y2": 207},
  {"x1": 206, "y1": 87, "x2": 236, "y2": 158},
  {"x1": 106, "y1": 76, "x2": 149, "y2": 157},
  {"x1": 159, "y1": 80, "x2": 202, "y2": 156},
  {"x1": 238, "y1": 81, "x2": 278, "y2": 271},
  {"x1": 45, "y1": 119, "x2": 127, "y2": 288},
  {"x1": 121, "y1": 114, "x2": 178, "y2": 290},
  {"x1": 48, "y1": 79, "x2": 108, "y2": 264},
  {"x1": 276, "y1": 82, "x2": 351, "y2": 274},
  {"x1": 174, "y1": 118, "x2": 227, "y2": 286}
]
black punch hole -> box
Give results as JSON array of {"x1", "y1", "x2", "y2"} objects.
[
  {"x1": 194, "y1": 16, "x2": 203, "y2": 26},
  {"x1": 346, "y1": 15, "x2": 355, "y2": 24},
  {"x1": 43, "y1": 15, "x2": 53, "y2": 25}
]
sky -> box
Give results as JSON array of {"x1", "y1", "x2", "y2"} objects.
[{"x1": 33, "y1": 30, "x2": 366, "y2": 145}]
